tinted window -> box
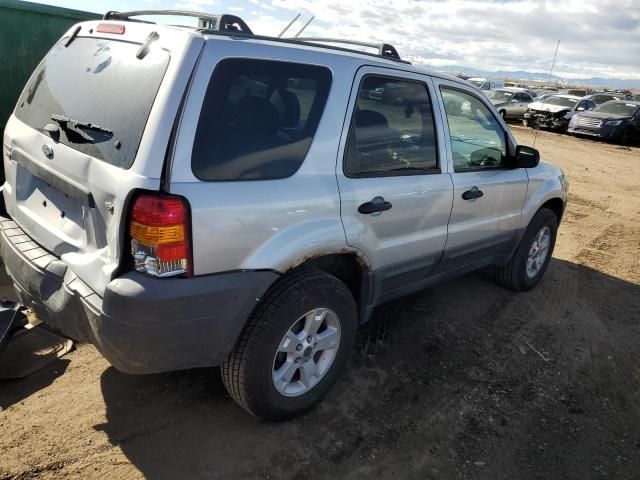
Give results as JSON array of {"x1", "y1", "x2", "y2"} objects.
[
  {"x1": 192, "y1": 59, "x2": 331, "y2": 181},
  {"x1": 15, "y1": 38, "x2": 169, "y2": 168},
  {"x1": 441, "y1": 87, "x2": 507, "y2": 171},
  {"x1": 576, "y1": 100, "x2": 593, "y2": 110},
  {"x1": 345, "y1": 76, "x2": 438, "y2": 177}
]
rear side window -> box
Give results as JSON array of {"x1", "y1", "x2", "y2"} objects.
[
  {"x1": 345, "y1": 76, "x2": 438, "y2": 177},
  {"x1": 192, "y1": 59, "x2": 332, "y2": 181},
  {"x1": 15, "y1": 37, "x2": 169, "y2": 169}
]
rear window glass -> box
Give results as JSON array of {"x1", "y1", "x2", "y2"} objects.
[
  {"x1": 15, "y1": 37, "x2": 169, "y2": 169},
  {"x1": 192, "y1": 59, "x2": 332, "y2": 181}
]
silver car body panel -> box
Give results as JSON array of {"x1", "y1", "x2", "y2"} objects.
[
  {"x1": 2, "y1": 20, "x2": 204, "y2": 295},
  {"x1": 432, "y1": 78, "x2": 529, "y2": 253},
  {"x1": 168, "y1": 37, "x2": 368, "y2": 274}
]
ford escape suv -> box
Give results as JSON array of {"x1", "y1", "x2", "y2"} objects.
[{"x1": 1, "y1": 11, "x2": 567, "y2": 420}]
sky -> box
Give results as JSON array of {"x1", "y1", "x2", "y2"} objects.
[{"x1": 33, "y1": 0, "x2": 640, "y2": 80}]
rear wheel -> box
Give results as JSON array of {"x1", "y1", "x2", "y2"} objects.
[
  {"x1": 496, "y1": 208, "x2": 558, "y2": 291},
  {"x1": 221, "y1": 269, "x2": 357, "y2": 421}
]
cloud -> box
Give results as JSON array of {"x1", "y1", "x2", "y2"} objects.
[
  {"x1": 243, "y1": 0, "x2": 640, "y2": 79},
  {"x1": 174, "y1": 0, "x2": 215, "y2": 12}
]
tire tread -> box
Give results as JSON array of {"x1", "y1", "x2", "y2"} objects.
[{"x1": 221, "y1": 269, "x2": 351, "y2": 418}]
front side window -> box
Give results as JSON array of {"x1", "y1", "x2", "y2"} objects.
[
  {"x1": 441, "y1": 87, "x2": 507, "y2": 172},
  {"x1": 192, "y1": 59, "x2": 331, "y2": 181},
  {"x1": 344, "y1": 76, "x2": 438, "y2": 177}
]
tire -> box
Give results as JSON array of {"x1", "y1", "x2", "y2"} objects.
[
  {"x1": 221, "y1": 269, "x2": 357, "y2": 421},
  {"x1": 500, "y1": 110, "x2": 507, "y2": 120},
  {"x1": 620, "y1": 127, "x2": 636, "y2": 146},
  {"x1": 496, "y1": 208, "x2": 558, "y2": 292}
]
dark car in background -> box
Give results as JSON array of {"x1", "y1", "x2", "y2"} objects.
[
  {"x1": 588, "y1": 93, "x2": 625, "y2": 105},
  {"x1": 524, "y1": 94, "x2": 594, "y2": 131},
  {"x1": 568, "y1": 101, "x2": 640, "y2": 144}
]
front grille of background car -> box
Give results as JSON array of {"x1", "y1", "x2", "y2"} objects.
[{"x1": 577, "y1": 118, "x2": 602, "y2": 128}]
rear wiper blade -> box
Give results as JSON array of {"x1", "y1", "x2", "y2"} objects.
[{"x1": 50, "y1": 114, "x2": 113, "y2": 135}]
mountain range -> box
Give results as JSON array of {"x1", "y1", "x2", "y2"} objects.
[{"x1": 430, "y1": 65, "x2": 640, "y2": 90}]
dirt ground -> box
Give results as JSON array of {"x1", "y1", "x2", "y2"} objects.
[{"x1": 1, "y1": 128, "x2": 639, "y2": 480}]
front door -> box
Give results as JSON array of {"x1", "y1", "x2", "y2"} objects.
[{"x1": 433, "y1": 80, "x2": 528, "y2": 270}]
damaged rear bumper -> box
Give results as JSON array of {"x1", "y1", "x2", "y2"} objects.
[{"x1": 0, "y1": 217, "x2": 278, "y2": 374}]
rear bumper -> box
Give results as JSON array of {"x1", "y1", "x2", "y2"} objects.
[{"x1": 0, "y1": 217, "x2": 278, "y2": 374}]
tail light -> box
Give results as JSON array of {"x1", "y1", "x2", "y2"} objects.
[{"x1": 129, "y1": 194, "x2": 192, "y2": 277}]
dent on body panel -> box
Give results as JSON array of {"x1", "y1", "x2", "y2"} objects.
[{"x1": 240, "y1": 217, "x2": 350, "y2": 273}]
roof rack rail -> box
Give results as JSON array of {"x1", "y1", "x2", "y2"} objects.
[
  {"x1": 292, "y1": 37, "x2": 403, "y2": 61},
  {"x1": 102, "y1": 10, "x2": 254, "y2": 35},
  {"x1": 101, "y1": 11, "x2": 408, "y2": 64}
]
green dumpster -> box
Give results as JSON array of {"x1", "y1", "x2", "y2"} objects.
[{"x1": 0, "y1": 0, "x2": 100, "y2": 136}]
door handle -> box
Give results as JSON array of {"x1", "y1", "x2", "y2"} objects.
[
  {"x1": 462, "y1": 186, "x2": 484, "y2": 200},
  {"x1": 358, "y1": 196, "x2": 392, "y2": 214}
]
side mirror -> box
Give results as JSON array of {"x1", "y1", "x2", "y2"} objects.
[
  {"x1": 514, "y1": 145, "x2": 540, "y2": 168},
  {"x1": 511, "y1": 99, "x2": 519, "y2": 103}
]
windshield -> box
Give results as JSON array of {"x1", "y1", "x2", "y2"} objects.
[
  {"x1": 469, "y1": 79, "x2": 484, "y2": 87},
  {"x1": 486, "y1": 90, "x2": 513, "y2": 101},
  {"x1": 594, "y1": 102, "x2": 639, "y2": 116},
  {"x1": 541, "y1": 96, "x2": 579, "y2": 108},
  {"x1": 15, "y1": 37, "x2": 169, "y2": 168}
]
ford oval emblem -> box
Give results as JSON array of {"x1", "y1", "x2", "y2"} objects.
[{"x1": 42, "y1": 144, "x2": 54, "y2": 159}]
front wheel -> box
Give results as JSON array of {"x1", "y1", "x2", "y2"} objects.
[
  {"x1": 496, "y1": 208, "x2": 558, "y2": 291},
  {"x1": 221, "y1": 269, "x2": 357, "y2": 421},
  {"x1": 620, "y1": 127, "x2": 636, "y2": 146}
]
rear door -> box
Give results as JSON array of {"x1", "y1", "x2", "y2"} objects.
[
  {"x1": 336, "y1": 67, "x2": 453, "y2": 300},
  {"x1": 2, "y1": 22, "x2": 203, "y2": 294},
  {"x1": 432, "y1": 79, "x2": 527, "y2": 270}
]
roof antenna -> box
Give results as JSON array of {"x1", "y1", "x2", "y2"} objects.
[
  {"x1": 533, "y1": 40, "x2": 560, "y2": 148},
  {"x1": 278, "y1": 13, "x2": 301, "y2": 38},
  {"x1": 293, "y1": 16, "x2": 315, "y2": 38}
]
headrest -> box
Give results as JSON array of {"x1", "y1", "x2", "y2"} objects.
[{"x1": 270, "y1": 89, "x2": 301, "y2": 128}]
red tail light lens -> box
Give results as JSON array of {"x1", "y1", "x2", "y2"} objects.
[{"x1": 129, "y1": 194, "x2": 191, "y2": 277}]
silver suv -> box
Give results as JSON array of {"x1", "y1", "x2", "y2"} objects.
[{"x1": 0, "y1": 11, "x2": 567, "y2": 420}]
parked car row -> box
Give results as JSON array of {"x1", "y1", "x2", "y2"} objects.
[{"x1": 469, "y1": 82, "x2": 640, "y2": 144}]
